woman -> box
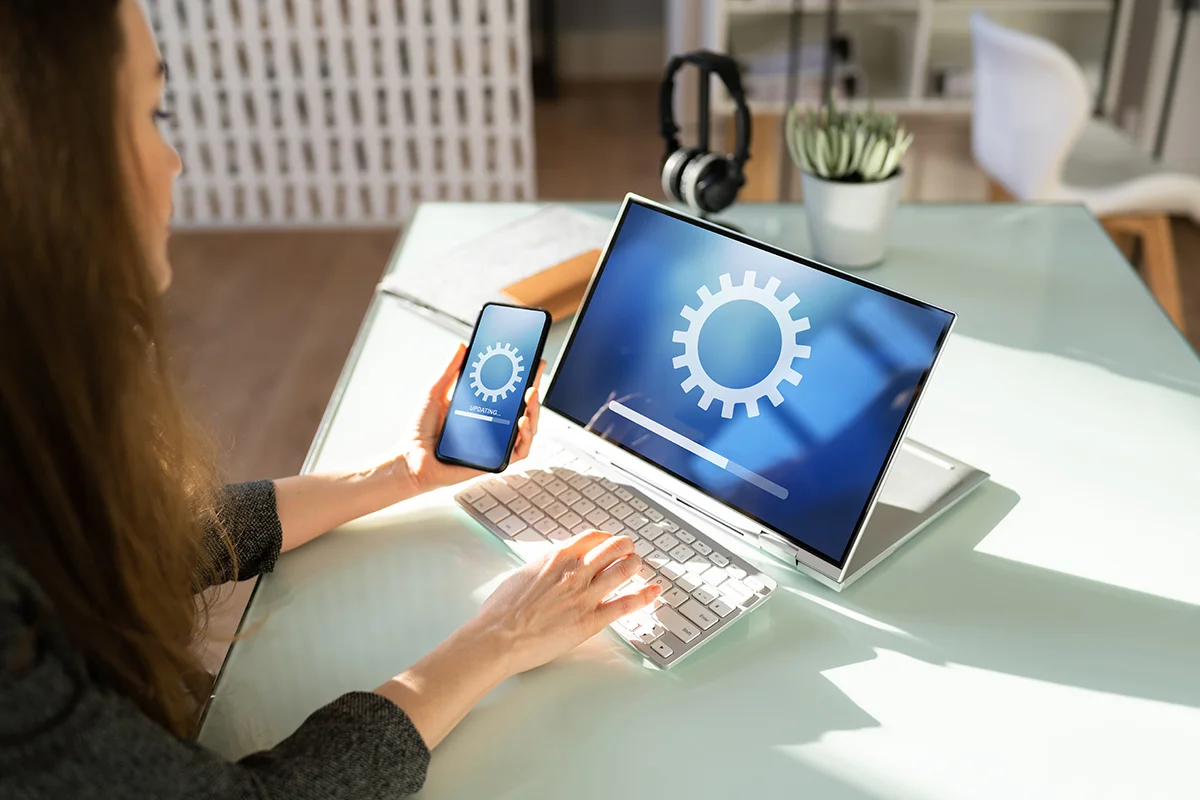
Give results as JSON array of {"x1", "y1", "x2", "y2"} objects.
[{"x1": 0, "y1": 2, "x2": 660, "y2": 797}]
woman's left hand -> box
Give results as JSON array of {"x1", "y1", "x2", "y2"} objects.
[{"x1": 392, "y1": 343, "x2": 545, "y2": 495}]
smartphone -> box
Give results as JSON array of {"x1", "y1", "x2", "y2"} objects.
[{"x1": 435, "y1": 302, "x2": 552, "y2": 473}]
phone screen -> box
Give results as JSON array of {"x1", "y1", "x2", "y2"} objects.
[{"x1": 436, "y1": 303, "x2": 550, "y2": 472}]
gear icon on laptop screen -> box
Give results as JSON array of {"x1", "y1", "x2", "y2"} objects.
[
  {"x1": 673, "y1": 271, "x2": 811, "y2": 419},
  {"x1": 470, "y1": 343, "x2": 525, "y2": 402}
]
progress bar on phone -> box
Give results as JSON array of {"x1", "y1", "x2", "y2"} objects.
[
  {"x1": 453, "y1": 409, "x2": 512, "y2": 426},
  {"x1": 608, "y1": 401, "x2": 788, "y2": 500}
]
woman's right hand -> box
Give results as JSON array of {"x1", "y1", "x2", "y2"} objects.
[{"x1": 475, "y1": 530, "x2": 663, "y2": 675}]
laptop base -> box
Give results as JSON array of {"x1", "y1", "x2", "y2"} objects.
[{"x1": 785, "y1": 440, "x2": 989, "y2": 592}]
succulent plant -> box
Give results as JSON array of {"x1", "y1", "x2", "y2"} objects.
[{"x1": 785, "y1": 99, "x2": 914, "y2": 183}]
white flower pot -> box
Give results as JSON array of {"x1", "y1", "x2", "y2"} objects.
[{"x1": 800, "y1": 170, "x2": 904, "y2": 270}]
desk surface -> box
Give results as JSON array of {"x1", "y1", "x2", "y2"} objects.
[{"x1": 200, "y1": 203, "x2": 1200, "y2": 799}]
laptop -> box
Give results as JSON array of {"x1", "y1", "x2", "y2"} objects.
[{"x1": 455, "y1": 193, "x2": 988, "y2": 668}]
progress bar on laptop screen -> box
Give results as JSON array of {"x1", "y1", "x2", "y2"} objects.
[{"x1": 608, "y1": 401, "x2": 788, "y2": 500}]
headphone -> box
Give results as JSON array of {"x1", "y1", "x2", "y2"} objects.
[{"x1": 659, "y1": 50, "x2": 752, "y2": 217}]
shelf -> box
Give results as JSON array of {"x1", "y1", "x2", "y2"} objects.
[
  {"x1": 726, "y1": 0, "x2": 920, "y2": 15},
  {"x1": 935, "y1": 0, "x2": 1112, "y2": 11},
  {"x1": 718, "y1": 95, "x2": 971, "y2": 115}
]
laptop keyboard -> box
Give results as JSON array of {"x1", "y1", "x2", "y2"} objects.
[{"x1": 454, "y1": 448, "x2": 776, "y2": 668}]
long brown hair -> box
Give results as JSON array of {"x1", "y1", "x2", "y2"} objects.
[{"x1": 0, "y1": 1, "x2": 230, "y2": 736}]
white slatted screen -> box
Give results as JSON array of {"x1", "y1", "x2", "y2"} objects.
[{"x1": 145, "y1": 0, "x2": 536, "y2": 227}]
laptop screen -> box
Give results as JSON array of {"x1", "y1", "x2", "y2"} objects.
[{"x1": 543, "y1": 198, "x2": 955, "y2": 568}]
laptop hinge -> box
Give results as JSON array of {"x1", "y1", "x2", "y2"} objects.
[{"x1": 757, "y1": 530, "x2": 801, "y2": 566}]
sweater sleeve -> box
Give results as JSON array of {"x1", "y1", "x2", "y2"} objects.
[
  {"x1": 202, "y1": 481, "x2": 284, "y2": 587},
  {"x1": 0, "y1": 555, "x2": 431, "y2": 799}
]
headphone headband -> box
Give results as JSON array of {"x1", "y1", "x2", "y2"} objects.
[{"x1": 658, "y1": 50, "x2": 751, "y2": 170}]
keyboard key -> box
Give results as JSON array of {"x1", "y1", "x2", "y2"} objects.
[
  {"x1": 691, "y1": 585, "x2": 719, "y2": 605},
  {"x1": 678, "y1": 599, "x2": 719, "y2": 630},
  {"x1": 652, "y1": 606, "x2": 701, "y2": 642},
  {"x1": 571, "y1": 499, "x2": 596, "y2": 516},
  {"x1": 625, "y1": 514, "x2": 648, "y2": 531},
  {"x1": 645, "y1": 550, "x2": 670, "y2": 569},
  {"x1": 630, "y1": 499, "x2": 648, "y2": 512},
  {"x1": 460, "y1": 486, "x2": 486, "y2": 503},
  {"x1": 547, "y1": 528, "x2": 573, "y2": 542},
  {"x1": 639, "y1": 624, "x2": 666, "y2": 644},
  {"x1": 517, "y1": 482, "x2": 541, "y2": 499},
  {"x1": 668, "y1": 544, "x2": 695, "y2": 562},
  {"x1": 660, "y1": 561, "x2": 686, "y2": 580},
  {"x1": 488, "y1": 483, "x2": 519, "y2": 504},
  {"x1": 709, "y1": 598, "x2": 735, "y2": 618},
  {"x1": 676, "y1": 574, "x2": 701, "y2": 593},
  {"x1": 559, "y1": 511, "x2": 582, "y2": 529},
  {"x1": 617, "y1": 615, "x2": 640, "y2": 631},
  {"x1": 507, "y1": 474, "x2": 530, "y2": 489},
  {"x1": 544, "y1": 501, "x2": 570, "y2": 519},
  {"x1": 653, "y1": 533, "x2": 679, "y2": 552},
  {"x1": 726, "y1": 566, "x2": 747, "y2": 580},
  {"x1": 648, "y1": 574, "x2": 673, "y2": 592},
  {"x1": 534, "y1": 518, "x2": 558, "y2": 535},
  {"x1": 581, "y1": 483, "x2": 606, "y2": 500},
  {"x1": 606, "y1": 522, "x2": 627, "y2": 537},
  {"x1": 472, "y1": 495, "x2": 499, "y2": 513},
  {"x1": 692, "y1": 541, "x2": 712, "y2": 556},
  {"x1": 636, "y1": 564, "x2": 656, "y2": 583},
  {"x1": 586, "y1": 509, "x2": 609, "y2": 527},
  {"x1": 708, "y1": 552, "x2": 730, "y2": 567},
  {"x1": 641, "y1": 508, "x2": 661, "y2": 522},
  {"x1": 519, "y1": 507, "x2": 545, "y2": 524},
  {"x1": 559, "y1": 489, "x2": 582, "y2": 506},
  {"x1": 633, "y1": 539, "x2": 655, "y2": 557},
  {"x1": 744, "y1": 576, "x2": 767, "y2": 594},
  {"x1": 545, "y1": 480, "x2": 569, "y2": 496},
  {"x1": 508, "y1": 496, "x2": 532, "y2": 515},
  {"x1": 530, "y1": 491, "x2": 556, "y2": 508},
  {"x1": 568, "y1": 474, "x2": 592, "y2": 490},
  {"x1": 485, "y1": 506, "x2": 511, "y2": 523},
  {"x1": 532, "y1": 471, "x2": 556, "y2": 486},
  {"x1": 609, "y1": 503, "x2": 633, "y2": 521},
  {"x1": 498, "y1": 517, "x2": 527, "y2": 536},
  {"x1": 615, "y1": 488, "x2": 634, "y2": 501},
  {"x1": 573, "y1": 523, "x2": 595, "y2": 535},
  {"x1": 700, "y1": 566, "x2": 727, "y2": 587},
  {"x1": 514, "y1": 530, "x2": 547, "y2": 544},
  {"x1": 594, "y1": 493, "x2": 618, "y2": 510},
  {"x1": 662, "y1": 587, "x2": 689, "y2": 607},
  {"x1": 674, "y1": 529, "x2": 693, "y2": 543},
  {"x1": 719, "y1": 580, "x2": 754, "y2": 606},
  {"x1": 651, "y1": 640, "x2": 673, "y2": 659},
  {"x1": 685, "y1": 555, "x2": 711, "y2": 573}
]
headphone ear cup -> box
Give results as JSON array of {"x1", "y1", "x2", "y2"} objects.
[
  {"x1": 686, "y1": 152, "x2": 729, "y2": 215},
  {"x1": 661, "y1": 147, "x2": 700, "y2": 203}
]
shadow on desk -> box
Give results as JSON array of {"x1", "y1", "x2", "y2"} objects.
[{"x1": 201, "y1": 481, "x2": 1197, "y2": 798}]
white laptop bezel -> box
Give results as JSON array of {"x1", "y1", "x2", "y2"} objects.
[{"x1": 539, "y1": 193, "x2": 958, "y2": 584}]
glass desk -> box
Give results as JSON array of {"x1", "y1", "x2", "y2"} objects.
[{"x1": 199, "y1": 203, "x2": 1200, "y2": 799}]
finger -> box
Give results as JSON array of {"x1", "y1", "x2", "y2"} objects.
[
  {"x1": 554, "y1": 529, "x2": 612, "y2": 565},
  {"x1": 596, "y1": 583, "x2": 662, "y2": 628},
  {"x1": 590, "y1": 552, "x2": 643, "y2": 597},
  {"x1": 511, "y1": 416, "x2": 532, "y2": 461},
  {"x1": 433, "y1": 344, "x2": 467, "y2": 399},
  {"x1": 523, "y1": 383, "x2": 542, "y2": 437},
  {"x1": 578, "y1": 534, "x2": 635, "y2": 581}
]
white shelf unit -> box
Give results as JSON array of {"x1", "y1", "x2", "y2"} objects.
[{"x1": 690, "y1": 0, "x2": 1129, "y2": 118}]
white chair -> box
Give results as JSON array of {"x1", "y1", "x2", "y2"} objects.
[{"x1": 971, "y1": 12, "x2": 1199, "y2": 330}]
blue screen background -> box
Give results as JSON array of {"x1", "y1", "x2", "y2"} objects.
[
  {"x1": 438, "y1": 304, "x2": 546, "y2": 470},
  {"x1": 544, "y1": 202, "x2": 953, "y2": 565}
]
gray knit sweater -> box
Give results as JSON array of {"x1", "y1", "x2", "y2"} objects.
[{"x1": 0, "y1": 481, "x2": 431, "y2": 799}]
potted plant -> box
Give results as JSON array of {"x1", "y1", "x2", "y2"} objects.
[{"x1": 785, "y1": 100, "x2": 914, "y2": 269}]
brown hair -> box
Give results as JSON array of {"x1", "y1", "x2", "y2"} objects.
[{"x1": 0, "y1": 1, "x2": 231, "y2": 736}]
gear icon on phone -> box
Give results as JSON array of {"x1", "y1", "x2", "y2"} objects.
[
  {"x1": 673, "y1": 271, "x2": 811, "y2": 418},
  {"x1": 469, "y1": 342, "x2": 525, "y2": 402}
]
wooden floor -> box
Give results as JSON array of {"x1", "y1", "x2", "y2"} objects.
[{"x1": 168, "y1": 82, "x2": 1200, "y2": 663}]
